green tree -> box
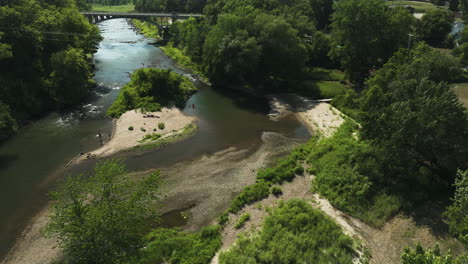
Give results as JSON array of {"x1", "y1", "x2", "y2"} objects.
[
  {"x1": 449, "y1": 0, "x2": 460, "y2": 11},
  {"x1": 402, "y1": 243, "x2": 467, "y2": 264},
  {"x1": 46, "y1": 159, "x2": 161, "y2": 264},
  {"x1": 49, "y1": 47, "x2": 92, "y2": 108},
  {"x1": 416, "y1": 9, "x2": 454, "y2": 47},
  {"x1": 0, "y1": 101, "x2": 17, "y2": 140},
  {"x1": 309, "y1": 0, "x2": 333, "y2": 30},
  {"x1": 330, "y1": 0, "x2": 414, "y2": 84},
  {"x1": 445, "y1": 169, "x2": 468, "y2": 245},
  {"x1": 203, "y1": 10, "x2": 306, "y2": 87},
  {"x1": 362, "y1": 44, "x2": 468, "y2": 185}
]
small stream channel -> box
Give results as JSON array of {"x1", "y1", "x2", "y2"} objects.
[{"x1": 0, "y1": 18, "x2": 309, "y2": 260}]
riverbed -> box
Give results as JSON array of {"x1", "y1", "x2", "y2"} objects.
[{"x1": 0, "y1": 18, "x2": 309, "y2": 261}]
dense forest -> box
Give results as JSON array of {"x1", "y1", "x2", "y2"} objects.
[
  {"x1": 4, "y1": 0, "x2": 466, "y2": 262},
  {"x1": 0, "y1": 0, "x2": 101, "y2": 140}
]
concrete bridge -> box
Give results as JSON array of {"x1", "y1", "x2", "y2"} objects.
[{"x1": 80, "y1": 11, "x2": 203, "y2": 31}]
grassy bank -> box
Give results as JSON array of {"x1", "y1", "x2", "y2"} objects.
[
  {"x1": 131, "y1": 20, "x2": 160, "y2": 39},
  {"x1": 135, "y1": 124, "x2": 197, "y2": 150},
  {"x1": 91, "y1": 3, "x2": 135, "y2": 12},
  {"x1": 161, "y1": 45, "x2": 209, "y2": 83}
]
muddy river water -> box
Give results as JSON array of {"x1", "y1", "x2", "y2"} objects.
[{"x1": 0, "y1": 18, "x2": 309, "y2": 260}]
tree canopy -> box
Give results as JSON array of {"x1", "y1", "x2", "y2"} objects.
[
  {"x1": 0, "y1": 0, "x2": 101, "y2": 138},
  {"x1": 416, "y1": 9, "x2": 454, "y2": 47},
  {"x1": 329, "y1": 0, "x2": 414, "y2": 84},
  {"x1": 46, "y1": 159, "x2": 161, "y2": 264},
  {"x1": 361, "y1": 44, "x2": 468, "y2": 184}
]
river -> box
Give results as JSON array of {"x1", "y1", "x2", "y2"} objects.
[{"x1": 0, "y1": 18, "x2": 309, "y2": 260}]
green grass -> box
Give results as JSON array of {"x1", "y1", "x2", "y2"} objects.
[
  {"x1": 91, "y1": 3, "x2": 135, "y2": 12},
  {"x1": 139, "y1": 133, "x2": 161, "y2": 143},
  {"x1": 140, "y1": 225, "x2": 221, "y2": 264},
  {"x1": 305, "y1": 67, "x2": 346, "y2": 81},
  {"x1": 161, "y1": 45, "x2": 209, "y2": 82},
  {"x1": 298, "y1": 80, "x2": 348, "y2": 99},
  {"x1": 451, "y1": 82, "x2": 468, "y2": 108},
  {"x1": 234, "y1": 213, "x2": 250, "y2": 229},
  {"x1": 384, "y1": 1, "x2": 442, "y2": 13},
  {"x1": 219, "y1": 200, "x2": 359, "y2": 264},
  {"x1": 135, "y1": 124, "x2": 197, "y2": 150},
  {"x1": 131, "y1": 20, "x2": 160, "y2": 39}
]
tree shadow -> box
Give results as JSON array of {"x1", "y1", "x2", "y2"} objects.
[
  {"x1": 0, "y1": 154, "x2": 18, "y2": 171},
  {"x1": 409, "y1": 200, "x2": 452, "y2": 239}
]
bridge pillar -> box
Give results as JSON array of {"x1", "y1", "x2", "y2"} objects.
[{"x1": 87, "y1": 16, "x2": 93, "y2": 24}]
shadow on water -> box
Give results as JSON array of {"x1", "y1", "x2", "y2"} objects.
[{"x1": 0, "y1": 155, "x2": 18, "y2": 171}]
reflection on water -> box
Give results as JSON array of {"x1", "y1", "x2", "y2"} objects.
[{"x1": 0, "y1": 18, "x2": 309, "y2": 260}]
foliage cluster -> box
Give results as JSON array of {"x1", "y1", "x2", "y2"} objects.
[
  {"x1": 402, "y1": 243, "x2": 468, "y2": 264},
  {"x1": 234, "y1": 213, "x2": 250, "y2": 229},
  {"x1": 219, "y1": 199, "x2": 357, "y2": 264},
  {"x1": 107, "y1": 68, "x2": 196, "y2": 117},
  {"x1": 138, "y1": 225, "x2": 222, "y2": 264},
  {"x1": 306, "y1": 121, "x2": 401, "y2": 227},
  {"x1": 135, "y1": 0, "x2": 207, "y2": 13},
  {"x1": 362, "y1": 44, "x2": 468, "y2": 189},
  {"x1": 46, "y1": 160, "x2": 161, "y2": 264},
  {"x1": 416, "y1": 9, "x2": 454, "y2": 47},
  {"x1": 132, "y1": 19, "x2": 160, "y2": 39},
  {"x1": 0, "y1": 0, "x2": 101, "y2": 138},
  {"x1": 444, "y1": 169, "x2": 468, "y2": 244},
  {"x1": 139, "y1": 133, "x2": 162, "y2": 143},
  {"x1": 228, "y1": 181, "x2": 270, "y2": 213}
]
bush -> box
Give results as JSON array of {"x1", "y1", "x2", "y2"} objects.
[
  {"x1": 234, "y1": 213, "x2": 250, "y2": 229},
  {"x1": 140, "y1": 225, "x2": 222, "y2": 264},
  {"x1": 107, "y1": 68, "x2": 196, "y2": 118},
  {"x1": 140, "y1": 127, "x2": 146, "y2": 132},
  {"x1": 139, "y1": 133, "x2": 162, "y2": 143},
  {"x1": 220, "y1": 200, "x2": 357, "y2": 264},
  {"x1": 308, "y1": 121, "x2": 400, "y2": 227},
  {"x1": 218, "y1": 211, "x2": 229, "y2": 227},
  {"x1": 229, "y1": 182, "x2": 270, "y2": 213},
  {"x1": 158, "y1": 122, "x2": 165, "y2": 130},
  {"x1": 271, "y1": 186, "x2": 283, "y2": 197},
  {"x1": 128, "y1": 126, "x2": 134, "y2": 131}
]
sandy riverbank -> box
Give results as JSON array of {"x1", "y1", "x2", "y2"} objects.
[
  {"x1": 74, "y1": 107, "x2": 197, "y2": 162},
  {"x1": 269, "y1": 94, "x2": 345, "y2": 137}
]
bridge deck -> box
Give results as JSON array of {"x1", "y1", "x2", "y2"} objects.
[{"x1": 80, "y1": 11, "x2": 203, "y2": 18}]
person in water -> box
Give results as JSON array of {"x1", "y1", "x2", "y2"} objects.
[{"x1": 192, "y1": 104, "x2": 196, "y2": 109}]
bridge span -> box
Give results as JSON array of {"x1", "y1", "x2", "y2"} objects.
[{"x1": 80, "y1": 11, "x2": 203, "y2": 28}]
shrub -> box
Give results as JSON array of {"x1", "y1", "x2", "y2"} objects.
[
  {"x1": 128, "y1": 126, "x2": 134, "y2": 131},
  {"x1": 107, "y1": 68, "x2": 196, "y2": 118},
  {"x1": 271, "y1": 186, "x2": 283, "y2": 197},
  {"x1": 140, "y1": 127, "x2": 146, "y2": 132},
  {"x1": 139, "y1": 133, "x2": 162, "y2": 143},
  {"x1": 140, "y1": 225, "x2": 221, "y2": 264},
  {"x1": 229, "y1": 182, "x2": 270, "y2": 213},
  {"x1": 219, "y1": 200, "x2": 357, "y2": 264},
  {"x1": 218, "y1": 211, "x2": 229, "y2": 227},
  {"x1": 234, "y1": 213, "x2": 250, "y2": 229},
  {"x1": 158, "y1": 122, "x2": 165, "y2": 130}
]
